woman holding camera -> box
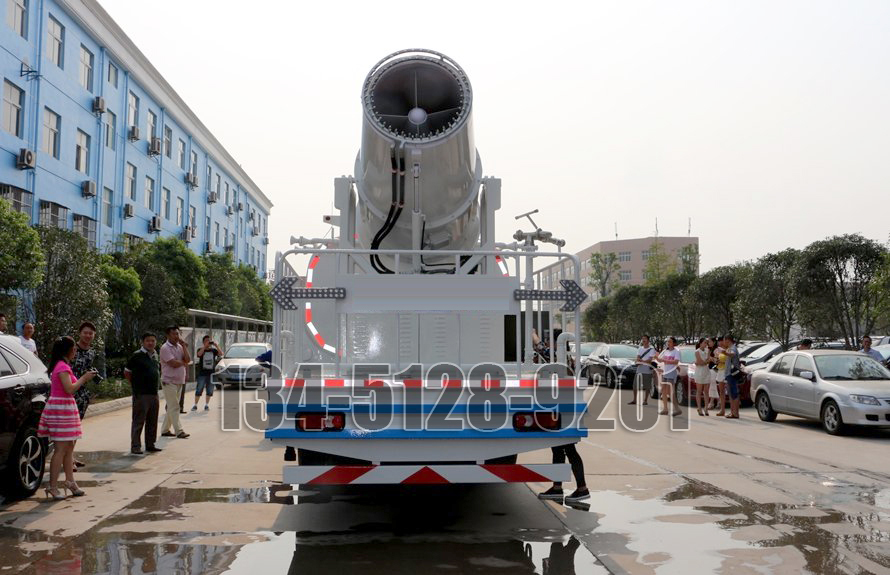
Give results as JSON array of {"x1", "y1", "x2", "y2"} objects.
[{"x1": 38, "y1": 336, "x2": 97, "y2": 500}]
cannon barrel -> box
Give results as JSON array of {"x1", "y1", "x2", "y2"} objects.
[{"x1": 354, "y1": 49, "x2": 482, "y2": 266}]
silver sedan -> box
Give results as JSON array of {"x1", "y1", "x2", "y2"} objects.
[{"x1": 752, "y1": 350, "x2": 890, "y2": 435}]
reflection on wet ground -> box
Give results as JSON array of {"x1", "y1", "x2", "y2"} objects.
[
  {"x1": 0, "y1": 484, "x2": 608, "y2": 575},
  {"x1": 2, "y1": 473, "x2": 890, "y2": 573}
]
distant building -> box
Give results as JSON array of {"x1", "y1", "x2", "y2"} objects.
[
  {"x1": 0, "y1": 0, "x2": 271, "y2": 275},
  {"x1": 534, "y1": 236, "x2": 700, "y2": 330}
]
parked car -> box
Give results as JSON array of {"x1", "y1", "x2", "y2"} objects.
[
  {"x1": 872, "y1": 344, "x2": 890, "y2": 366},
  {"x1": 752, "y1": 350, "x2": 890, "y2": 435},
  {"x1": 213, "y1": 342, "x2": 272, "y2": 388},
  {"x1": 739, "y1": 341, "x2": 769, "y2": 358},
  {"x1": 0, "y1": 335, "x2": 51, "y2": 498},
  {"x1": 574, "y1": 341, "x2": 603, "y2": 378},
  {"x1": 585, "y1": 343, "x2": 642, "y2": 389},
  {"x1": 678, "y1": 345, "x2": 752, "y2": 407}
]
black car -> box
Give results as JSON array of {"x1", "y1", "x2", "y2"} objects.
[
  {"x1": 583, "y1": 343, "x2": 644, "y2": 388},
  {"x1": 0, "y1": 335, "x2": 51, "y2": 498}
]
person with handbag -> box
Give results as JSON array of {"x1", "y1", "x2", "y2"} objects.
[{"x1": 722, "y1": 335, "x2": 742, "y2": 419}]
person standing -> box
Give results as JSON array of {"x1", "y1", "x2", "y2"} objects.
[
  {"x1": 629, "y1": 335, "x2": 656, "y2": 406},
  {"x1": 797, "y1": 339, "x2": 813, "y2": 351},
  {"x1": 712, "y1": 337, "x2": 727, "y2": 416},
  {"x1": 70, "y1": 321, "x2": 104, "y2": 468},
  {"x1": 657, "y1": 337, "x2": 682, "y2": 416},
  {"x1": 160, "y1": 326, "x2": 191, "y2": 439},
  {"x1": 125, "y1": 333, "x2": 163, "y2": 455},
  {"x1": 193, "y1": 336, "x2": 221, "y2": 411},
  {"x1": 694, "y1": 338, "x2": 712, "y2": 416},
  {"x1": 723, "y1": 335, "x2": 742, "y2": 419},
  {"x1": 19, "y1": 322, "x2": 37, "y2": 355},
  {"x1": 860, "y1": 336, "x2": 883, "y2": 362},
  {"x1": 38, "y1": 336, "x2": 96, "y2": 499}
]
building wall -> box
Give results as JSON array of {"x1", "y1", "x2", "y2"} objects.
[{"x1": 0, "y1": 0, "x2": 271, "y2": 274}]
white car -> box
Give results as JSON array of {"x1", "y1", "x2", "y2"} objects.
[
  {"x1": 752, "y1": 350, "x2": 890, "y2": 435},
  {"x1": 213, "y1": 342, "x2": 272, "y2": 388}
]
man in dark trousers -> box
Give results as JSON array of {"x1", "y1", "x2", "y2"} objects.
[{"x1": 124, "y1": 333, "x2": 163, "y2": 455}]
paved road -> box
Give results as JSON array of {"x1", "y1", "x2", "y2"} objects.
[{"x1": 1, "y1": 388, "x2": 888, "y2": 574}]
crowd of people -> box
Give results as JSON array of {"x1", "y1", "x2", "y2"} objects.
[{"x1": 1, "y1": 315, "x2": 222, "y2": 501}]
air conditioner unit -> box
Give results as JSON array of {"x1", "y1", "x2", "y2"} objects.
[
  {"x1": 149, "y1": 215, "x2": 162, "y2": 233},
  {"x1": 207, "y1": 191, "x2": 218, "y2": 204},
  {"x1": 81, "y1": 180, "x2": 97, "y2": 198},
  {"x1": 185, "y1": 172, "x2": 198, "y2": 188},
  {"x1": 16, "y1": 148, "x2": 36, "y2": 170},
  {"x1": 251, "y1": 226, "x2": 259, "y2": 237},
  {"x1": 180, "y1": 227, "x2": 192, "y2": 241},
  {"x1": 128, "y1": 126, "x2": 140, "y2": 141},
  {"x1": 262, "y1": 236, "x2": 269, "y2": 245},
  {"x1": 226, "y1": 205, "x2": 234, "y2": 216},
  {"x1": 204, "y1": 241, "x2": 212, "y2": 253},
  {"x1": 92, "y1": 96, "x2": 106, "y2": 114},
  {"x1": 123, "y1": 203, "x2": 135, "y2": 218},
  {"x1": 149, "y1": 137, "x2": 161, "y2": 156},
  {"x1": 236, "y1": 202, "x2": 244, "y2": 212}
]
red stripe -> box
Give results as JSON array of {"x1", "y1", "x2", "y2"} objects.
[
  {"x1": 401, "y1": 466, "x2": 450, "y2": 484},
  {"x1": 284, "y1": 378, "x2": 305, "y2": 387},
  {"x1": 519, "y1": 379, "x2": 536, "y2": 388},
  {"x1": 324, "y1": 379, "x2": 345, "y2": 387},
  {"x1": 364, "y1": 379, "x2": 386, "y2": 387},
  {"x1": 314, "y1": 333, "x2": 326, "y2": 346},
  {"x1": 403, "y1": 379, "x2": 423, "y2": 388},
  {"x1": 535, "y1": 378, "x2": 576, "y2": 387},
  {"x1": 442, "y1": 379, "x2": 462, "y2": 388},
  {"x1": 481, "y1": 464, "x2": 551, "y2": 483},
  {"x1": 477, "y1": 379, "x2": 500, "y2": 389},
  {"x1": 305, "y1": 308, "x2": 312, "y2": 322},
  {"x1": 308, "y1": 255, "x2": 320, "y2": 269},
  {"x1": 307, "y1": 465, "x2": 376, "y2": 485}
]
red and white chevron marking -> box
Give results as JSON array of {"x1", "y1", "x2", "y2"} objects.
[{"x1": 283, "y1": 463, "x2": 570, "y2": 485}]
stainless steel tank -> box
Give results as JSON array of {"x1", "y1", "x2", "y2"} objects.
[{"x1": 355, "y1": 49, "x2": 482, "y2": 267}]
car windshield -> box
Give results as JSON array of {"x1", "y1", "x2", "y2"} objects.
[
  {"x1": 739, "y1": 343, "x2": 766, "y2": 358},
  {"x1": 814, "y1": 355, "x2": 890, "y2": 381},
  {"x1": 608, "y1": 345, "x2": 639, "y2": 359},
  {"x1": 579, "y1": 343, "x2": 595, "y2": 357},
  {"x1": 225, "y1": 346, "x2": 267, "y2": 359},
  {"x1": 743, "y1": 342, "x2": 781, "y2": 361},
  {"x1": 678, "y1": 348, "x2": 697, "y2": 363}
]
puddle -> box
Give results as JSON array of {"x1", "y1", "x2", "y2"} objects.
[
  {"x1": 561, "y1": 478, "x2": 890, "y2": 573},
  {"x1": 69, "y1": 450, "x2": 143, "y2": 473}
]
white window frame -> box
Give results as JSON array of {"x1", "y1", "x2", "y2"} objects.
[
  {"x1": 7, "y1": 0, "x2": 28, "y2": 38},
  {"x1": 47, "y1": 15, "x2": 64, "y2": 68},
  {"x1": 79, "y1": 45, "x2": 94, "y2": 92},
  {"x1": 125, "y1": 163, "x2": 136, "y2": 201},
  {"x1": 42, "y1": 107, "x2": 60, "y2": 158},
  {"x1": 3, "y1": 80, "x2": 24, "y2": 137},
  {"x1": 144, "y1": 176, "x2": 155, "y2": 210},
  {"x1": 75, "y1": 129, "x2": 90, "y2": 174},
  {"x1": 105, "y1": 110, "x2": 116, "y2": 151}
]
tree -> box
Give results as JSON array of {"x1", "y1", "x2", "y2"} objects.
[
  {"x1": 30, "y1": 228, "x2": 111, "y2": 355},
  {"x1": 677, "y1": 244, "x2": 700, "y2": 277},
  {"x1": 101, "y1": 255, "x2": 142, "y2": 352},
  {"x1": 644, "y1": 241, "x2": 674, "y2": 285},
  {"x1": 588, "y1": 252, "x2": 621, "y2": 298},
  {"x1": 203, "y1": 252, "x2": 240, "y2": 315},
  {"x1": 658, "y1": 272, "x2": 704, "y2": 342},
  {"x1": 735, "y1": 249, "x2": 801, "y2": 349},
  {"x1": 583, "y1": 298, "x2": 610, "y2": 341},
  {"x1": 233, "y1": 264, "x2": 272, "y2": 321},
  {"x1": 143, "y1": 237, "x2": 208, "y2": 309},
  {"x1": 796, "y1": 234, "x2": 887, "y2": 347},
  {"x1": 0, "y1": 198, "x2": 45, "y2": 294},
  {"x1": 697, "y1": 264, "x2": 748, "y2": 336},
  {"x1": 121, "y1": 256, "x2": 186, "y2": 344}
]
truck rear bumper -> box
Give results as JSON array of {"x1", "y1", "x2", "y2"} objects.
[{"x1": 283, "y1": 463, "x2": 570, "y2": 485}]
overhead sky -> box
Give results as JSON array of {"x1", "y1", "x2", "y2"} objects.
[{"x1": 99, "y1": 0, "x2": 890, "y2": 273}]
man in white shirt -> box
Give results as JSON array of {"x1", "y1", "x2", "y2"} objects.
[
  {"x1": 19, "y1": 322, "x2": 37, "y2": 354},
  {"x1": 860, "y1": 336, "x2": 884, "y2": 363},
  {"x1": 629, "y1": 335, "x2": 656, "y2": 405}
]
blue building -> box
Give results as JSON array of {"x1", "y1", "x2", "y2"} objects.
[{"x1": 0, "y1": 0, "x2": 272, "y2": 274}]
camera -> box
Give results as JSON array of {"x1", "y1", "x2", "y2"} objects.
[{"x1": 89, "y1": 367, "x2": 104, "y2": 383}]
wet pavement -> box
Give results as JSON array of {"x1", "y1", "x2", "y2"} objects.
[{"x1": 1, "y1": 389, "x2": 888, "y2": 574}]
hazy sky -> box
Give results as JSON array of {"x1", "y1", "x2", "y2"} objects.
[{"x1": 100, "y1": 0, "x2": 890, "y2": 273}]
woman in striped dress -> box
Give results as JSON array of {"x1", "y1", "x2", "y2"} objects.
[{"x1": 38, "y1": 336, "x2": 96, "y2": 500}]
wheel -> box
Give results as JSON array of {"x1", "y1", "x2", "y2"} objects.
[
  {"x1": 675, "y1": 381, "x2": 687, "y2": 405},
  {"x1": 756, "y1": 392, "x2": 777, "y2": 422},
  {"x1": 821, "y1": 400, "x2": 845, "y2": 435},
  {"x1": 5, "y1": 426, "x2": 46, "y2": 499},
  {"x1": 605, "y1": 370, "x2": 616, "y2": 389}
]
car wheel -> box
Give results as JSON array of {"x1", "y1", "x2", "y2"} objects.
[
  {"x1": 5, "y1": 426, "x2": 46, "y2": 499},
  {"x1": 756, "y1": 392, "x2": 777, "y2": 422},
  {"x1": 821, "y1": 400, "x2": 845, "y2": 435},
  {"x1": 605, "y1": 371, "x2": 616, "y2": 389}
]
